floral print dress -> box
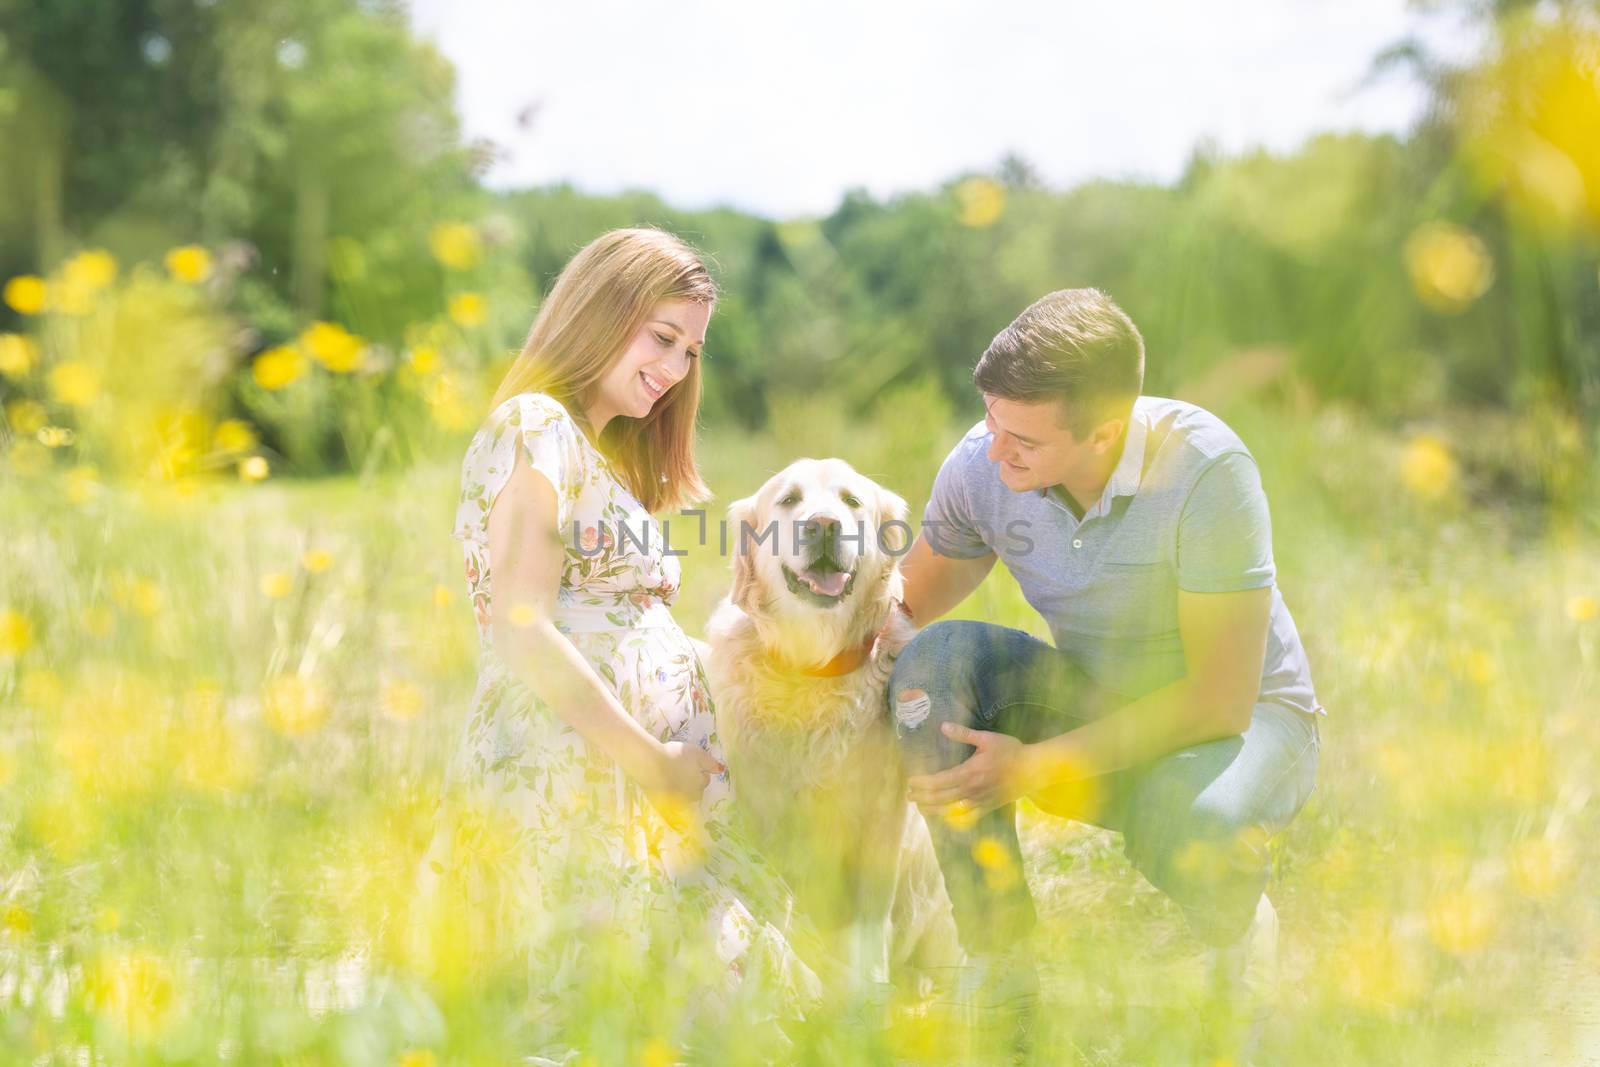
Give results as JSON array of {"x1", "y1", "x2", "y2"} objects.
[{"x1": 436, "y1": 391, "x2": 822, "y2": 1031}]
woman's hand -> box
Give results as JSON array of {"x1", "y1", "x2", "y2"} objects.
[
  {"x1": 905, "y1": 723, "x2": 1042, "y2": 816},
  {"x1": 641, "y1": 741, "x2": 724, "y2": 830}
]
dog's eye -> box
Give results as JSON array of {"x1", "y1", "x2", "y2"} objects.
[
  {"x1": 841, "y1": 493, "x2": 862, "y2": 509},
  {"x1": 778, "y1": 493, "x2": 801, "y2": 507}
]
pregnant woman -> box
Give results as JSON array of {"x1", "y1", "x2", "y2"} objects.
[{"x1": 419, "y1": 228, "x2": 822, "y2": 1054}]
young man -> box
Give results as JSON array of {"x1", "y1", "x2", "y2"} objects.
[{"x1": 890, "y1": 288, "x2": 1323, "y2": 1029}]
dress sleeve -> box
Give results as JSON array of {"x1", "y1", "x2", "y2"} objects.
[{"x1": 452, "y1": 393, "x2": 586, "y2": 542}]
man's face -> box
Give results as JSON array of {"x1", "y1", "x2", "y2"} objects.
[{"x1": 982, "y1": 393, "x2": 1123, "y2": 494}]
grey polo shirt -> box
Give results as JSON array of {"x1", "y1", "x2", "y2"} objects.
[{"x1": 922, "y1": 395, "x2": 1323, "y2": 717}]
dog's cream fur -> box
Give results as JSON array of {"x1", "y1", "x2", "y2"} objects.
[{"x1": 706, "y1": 458, "x2": 962, "y2": 985}]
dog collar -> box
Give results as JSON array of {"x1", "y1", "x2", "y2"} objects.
[{"x1": 796, "y1": 637, "x2": 877, "y2": 678}]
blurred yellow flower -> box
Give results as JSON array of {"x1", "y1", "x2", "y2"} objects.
[
  {"x1": 302, "y1": 548, "x2": 333, "y2": 573},
  {"x1": 382, "y1": 679, "x2": 426, "y2": 722},
  {"x1": 1459, "y1": 19, "x2": 1600, "y2": 230},
  {"x1": 0, "y1": 333, "x2": 38, "y2": 378},
  {"x1": 94, "y1": 907, "x2": 121, "y2": 933},
  {"x1": 429, "y1": 222, "x2": 482, "y2": 270},
  {"x1": 1508, "y1": 837, "x2": 1574, "y2": 897},
  {"x1": 432, "y1": 584, "x2": 454, "y2": 607},
  {"x1": 639, "y1": 1038, "x2": 676, "y2": 1067},
  {"x1": 3, "y1": 275, "x2": 47, "y2": 314},
  {"x1": 239, "y1": 455, "x2": 270, "y2": 482},
  {"x1": 972, "y1": 835, "x2": 1020, "y2": 890},
  {"x1": 1398, "y1": 434, "x2": 1458, "y2": 501},
  {"x1": 86, "y1": 950, "x2": 181, "y2": 1040},
  {"x1": 260, "y1": 572, "x2": 293, "y2": 599},
  {"x1": 164, "y1": 244, "x2": 213, "y2": 284},
  {"x1": 65, "y1": 465, "x2": 102, "y2": 505},
  {"x1": 212, "y1": 419, "x2": 258, "y2": 454},
  {"x1": 48, "y1": 360, "x2": 101, "y2": 407},
  {"x1": 36, "y1": 425, "x2": 75, "y2": 448},
  {"x1": 1426, "y1": 886, "x2": 1496, "y2": 954},
  {"x1": 408, "y1": 344, "x2": 441, "y2": 374},
  {"x1": 508, "y1": 602, "x2": 536, "y2": 627},
  {"x1": 64, "y1": 248, "x2": 118, "y2": 291},
  {"x1": 264, "y1": 675, "x2": 330, "y2": 737},
  {"x1": 1405, "y1": 223, "x2": 1494, "y2": 313},
  {"x1": 252, "y1": 345, "x2": 307, "y2": 390},
  {"x1": 1567, "y1": 594, "x2": 1598, "y2": 622},
  {"x1": 942, "y1": 801, "x2": 980, "y2": 832},
  {"x1": 1334, "y1": 912, "x2": 1426, "y2": 1008},
  {"x1": 955, "y1": 176, "x2": 1006, "y2": 228},
  {"x1": 0, "y1": 609, "x2": 33, "y2": 658},
  {"x1": 81, "y1": 604, "x2": 115, "y2": 636},
  {"x1": 448, "y1": 292, "x2": 487, "y2": 328},
  {"x1": 398, "y1": 1051, "x2": 438, "y2": 1067},
  {"x1": 6, "y1": 398, "x2": 48, "y2": 434},
  {"x1": 301, "y1": 321, "x2": 366, "y2": 373},
  {"x1": 1, "y1": 905, "x2": 32, "y2": 938}
]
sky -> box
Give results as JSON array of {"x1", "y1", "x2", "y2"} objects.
[{"x1": 406, "y1": 0, "x2": 1480, "y2": 219}]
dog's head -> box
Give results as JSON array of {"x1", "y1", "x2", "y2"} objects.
[{"x1": 726, "y1": 458, "x2": 909, "y2": 663}]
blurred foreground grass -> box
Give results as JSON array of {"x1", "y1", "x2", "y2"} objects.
[{"x1": 2, "y1": 395, "x2": 1598, "y2": 1066}]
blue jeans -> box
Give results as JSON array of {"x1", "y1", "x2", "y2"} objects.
[{"x1": 890, "y1": 620, "x2": 1320, "y2": 953}]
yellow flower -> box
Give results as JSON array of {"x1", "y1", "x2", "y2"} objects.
[
  {"x1": 263, "y1": 675, "x2": 329, "y2": 737},
  {"x1": 508, "y1": 602, "x2": 536, "y2": 627},
  {"x1": 80, "y1": 604, "x2": 115, "y2": 636},
  {"x1": 164, "y1": 245, "x2": 213, "y2": 284},
  {"x1": 86, "y1": 950, "x2": 181, "y2": 1040},
  {"x1": 0, "y1": 333, "x2": 39, "y2": 378},
  {"x1": 432, "y1": 584, "x2": 454, "y2": 607},
  {"x1": 252, "y1": 345, "x2": 307, "y2": 390},
  {"x1": 36, "y1": 425, "x2": 75, "y2": 448},
  {"x1": 398, "y1": 1051, "x2": 438, "y2": 1067},
  {"x1": 1426, "y1": 886, "x2": 1496, "y2": 954},
  {"x1": 941, "y1": 801, "x2": 980, "y2": 832},
  {"x1": 6, "y1": 399, "x2": 48, "y2": 434},
  {"x1": 1398, "y1": 434, "x2": 1458, "y2": 501},
  {"x1": 239, "y1": 456, "x2": 270, "y2": 482},
  {"x1": 3, "y1": 275, "x2": 47, "y2": 314},
  {"x1": 1405, "y1": 223, "x2": 1494, "y2": 313},
  {"x1": 1568, "y1": 595, "x2": 1599, "y2": 622},
  {"x1": 65, "y1": 465, "x2": 101, "y2": 505},
  {"x1": 63, "y1": 248, "x2": 118, "y2": 291},
  {"x1": 300, "y1": 321, "x2": 366, "y2": 373},
  {"x1": 301, "y1": 548, "x2": 333, "y2": 573},
  {"x1": 1508, "y1": 837, "x2": 1574, "y2": 897},
  {"x1": 408, "y1": 344, "x2": 440, "y2": 374},
  {"x1": 259, "y1": 572, "x2": 293, "y2": 599},
  {"x1": 448, "y1": 292, "x2": 487, "y2": 328},
  {"x1": 639, "y1": 1038, "x2": 676, "y2": 1067},
  {"x1": 48, "y1": 360, "x2": 101, "y2": 407},
  {"x1": 1, "y1": 904, "x2": 32, "y2": 938},
  {"x1": 381, "y1": 680, "x2": 426, "y2": 722},
  {"x1": 212, "y1": 419, "x2": 258, "y2": 455},
  {"x1": 429, "y1": 222, "x2": 482, "y2": 270},
  {"x1": 0, "y1": 609, "x2": 33, "y2": 658},
  {"x1": 954, "y1": 176, "x2": 1006, "y2": 228}
]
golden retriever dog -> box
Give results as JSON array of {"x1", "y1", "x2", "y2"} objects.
[{"x1": 705, "y1": 458, "x2": 962, "y2": 990}]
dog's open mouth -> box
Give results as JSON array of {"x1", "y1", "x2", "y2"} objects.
[{"x1": 782, "y1": 558, "x2": 857, "y2": 604}]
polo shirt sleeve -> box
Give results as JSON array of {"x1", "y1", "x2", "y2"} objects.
[
  {"x1": 920, "y1": 439, "x2": 994, "y2": 559},
  {"x1": 1176, "y1": 452, "x2": 1276, "y2": 593}
]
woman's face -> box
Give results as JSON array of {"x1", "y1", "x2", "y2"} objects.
[{"x1": 589, "y1": 299, "x2": 710, "y2": 430}]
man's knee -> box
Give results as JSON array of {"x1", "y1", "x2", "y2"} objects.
[{"x1": 1128, "y1": 790, "x2": 1271, "y2": 905}]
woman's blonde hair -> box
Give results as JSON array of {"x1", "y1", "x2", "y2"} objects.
[{"x1": 489, "y1": 227, "x2": 714, "y2": 512}]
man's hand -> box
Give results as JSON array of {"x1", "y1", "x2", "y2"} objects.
[{"x1": 906, "y1": 722, "x2": 1042, "y2": 816}]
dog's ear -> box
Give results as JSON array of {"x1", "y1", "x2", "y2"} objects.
[
  {"x1": 727, "y1": 493, "x2": 760, "y2": 612},
  {"x1": 873, "y1": 485, "x2": 911, "y2": 555}
]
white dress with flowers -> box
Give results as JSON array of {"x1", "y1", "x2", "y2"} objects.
[{"x1": 437, "y1": 391, "x2": 821, "y2": 1030}]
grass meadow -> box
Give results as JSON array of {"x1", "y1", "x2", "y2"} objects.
[{"x1": 3, "y1": 377, "x2": 1598, "y2": 1066}]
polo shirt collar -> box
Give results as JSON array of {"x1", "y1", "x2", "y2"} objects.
[{"x1": 1037, "y1": 401, "x2": 1149, "y2": 517}]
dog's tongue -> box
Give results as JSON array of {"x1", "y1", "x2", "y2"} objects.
[{"x1": 803, "y1": 570, "x2": 848, "y2": 597}]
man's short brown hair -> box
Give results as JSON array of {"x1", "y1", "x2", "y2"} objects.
[{"x1": 973, "y1": 288, "x2": 1145, "y2": 437}]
